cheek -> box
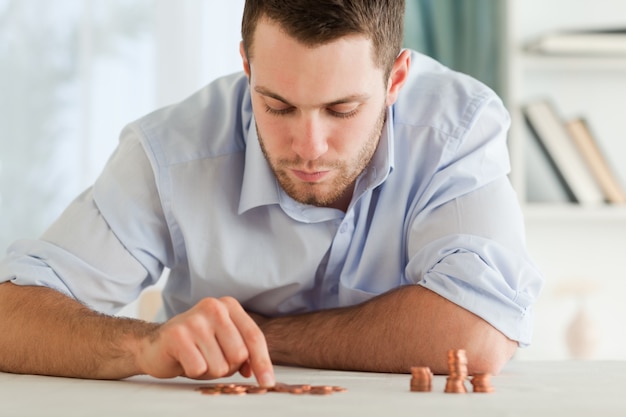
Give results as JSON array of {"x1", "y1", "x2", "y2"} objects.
[
  {"x1": 257, "y1": 118, "x2": 288, "y2": 146},
  {"x1": 253, "y1": 107, "x2": 288, "y2": 147},
  {"x1": 333, "y1": 115, "x2": 378, "y2": 149}
]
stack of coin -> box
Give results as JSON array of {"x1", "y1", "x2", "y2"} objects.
[
  {"x1": 409, "y1": 366, "x2": 433, "y2": 392},
  {"x1": 470, "y1": 373, "x2": 495, "y2": 393},
  {"x1": 444, "y1": 349, "x2": 468, "y2": 393}
]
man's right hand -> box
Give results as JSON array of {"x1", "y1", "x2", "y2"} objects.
[{"x1": 136, "y1": 296, "x2": 275, "y2": 387}]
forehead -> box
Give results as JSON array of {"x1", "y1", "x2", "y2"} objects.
[{"x1": 248, "y1": 19, "x2": 384, "y2": 104}]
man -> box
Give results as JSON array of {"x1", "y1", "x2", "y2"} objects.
[{"x1": 0, "y1": 0, "x2": 542, "y2": 388}]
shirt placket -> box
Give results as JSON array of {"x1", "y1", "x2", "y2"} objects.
[{"x1": 320, "y1": 212, "x2": 355, "y2": 308}]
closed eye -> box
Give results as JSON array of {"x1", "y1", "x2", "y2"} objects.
[
  {"x1": 255, "y1": 85, "x2": 369, "y2": 120},
  {"x1": 265, "y1": 105, "x2": 295, "y2": 116},
  {"x1": 262, "y1": 95, "x2": 294, "y2": 116},
  {"x1": 327, "y1": 108, "x2": 359, "y2": 119},
  {"x1": 265, "y1": 105, "x2": 359, "y2": 119}
]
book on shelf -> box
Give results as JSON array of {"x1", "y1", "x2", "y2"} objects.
[
  {"x1": 522, "y1": 99, "x2": 605, "y2": 205},
  {"x1": 565, "y1": 117, "x2": 626, "y2": 204},
  {"x1": 524, "y1": 126, "x2": 576, "y2": 204},
  {"x1": 525, "y1": 27, "x2": 626, "y2": 56}
]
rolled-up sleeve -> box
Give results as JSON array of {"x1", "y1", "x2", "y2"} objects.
[
  {"x1": 406, "y1": 178, "x2": 542, "y2": 346},
  {"x1": 404, "y1": 96, "x2": 543, "y2": 347}
]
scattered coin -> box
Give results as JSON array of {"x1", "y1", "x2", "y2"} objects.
[{"x1": 196, "y1": 382, "x2": 347, "y2": 396}]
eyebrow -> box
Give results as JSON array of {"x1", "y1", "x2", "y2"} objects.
[{"x1": 254, "y1": 86, "x2": 370, "y2": 107}]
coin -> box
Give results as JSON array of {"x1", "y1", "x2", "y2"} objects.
[
  {"x1": 309, "y1": 385, "x2": 333, "y2": 395},
  {"x1": 470, "y1": 373, "x2": 495, "y2": 393},
  {"x1": 444, "y1": 377, "x2": 468, "y2": 393},
  {"x1": 444, "y1": 350, "x2": 468, "y2": 393},
  {"x1": 197, "y1": 382, "x2": 346, "y2": 396},
  {"x1": 409, "y1": 366, "x2": 433, "y2": 392},
  {"x1": 245, "y1": 386, "x2": 269, "y2": 394}
]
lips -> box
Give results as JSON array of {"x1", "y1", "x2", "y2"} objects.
[{"x1": 291, "y1": 169, "x2": 330, "y2": 182}]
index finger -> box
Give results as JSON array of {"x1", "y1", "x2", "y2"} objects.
[{"x1": 221, "y1": 298, "x2": 275, "y2": 388}]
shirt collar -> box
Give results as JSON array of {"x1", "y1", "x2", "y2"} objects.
[
  {"x1": 238, "y1": 107, "x2": 395, "y2": 218},
  {"x1": 238, "y1": 121, "x2": 281, "y2": 215},
  {"x1": 358, "y1": 106, "x2": 395, "y2": 193}
]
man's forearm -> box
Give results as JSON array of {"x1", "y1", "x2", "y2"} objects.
[
  {"x1": 260, "y1": 285, "x2": 517, "y2": 375},
  {"x1": 0, "y1": 282, "x2": 157, "y2": 379}
]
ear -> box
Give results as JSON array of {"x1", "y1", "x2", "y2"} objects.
[
  {"x1": 385, "y1": 49, "x2": 411, "y2": 106},
  {"x1": 240, "y1": 41, "x2": 251, "y2": 78}
]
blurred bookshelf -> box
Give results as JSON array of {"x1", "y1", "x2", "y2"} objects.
[
  {"x1": 521, "y1": 203, "x2": 626, "y2": 222},
  {"x1": 521, "y1": 54, "x2": 626, "y2": 71},
  {"x1": 505, "y1": 0, "x2": 626, "y2": 216},
  {"x1": 504, "y1": 0, "x2": 626, "y2": 362}
]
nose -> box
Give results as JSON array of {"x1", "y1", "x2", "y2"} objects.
[{"x1": 291, "y1": 113, "x2": 328, "y2": 161}]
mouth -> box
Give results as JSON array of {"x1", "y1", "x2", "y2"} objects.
[{"x1": 291, "y1": 169, "x2": 330, "y2": 183}]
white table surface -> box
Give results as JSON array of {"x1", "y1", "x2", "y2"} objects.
[{"x1": 2, "y1": 360, "x2": 624, "y2": 416}]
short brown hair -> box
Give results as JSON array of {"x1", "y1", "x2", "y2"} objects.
[{"x1": 241, "y1": 0, "x2": 405, "y2": 79}]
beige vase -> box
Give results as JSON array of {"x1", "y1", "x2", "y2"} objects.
[{"x1": 565, "y1": 301, "x2": 599, "y2": 360}]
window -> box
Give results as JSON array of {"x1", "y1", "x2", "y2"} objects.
[{"x1": 0, "y1": 0, "x2": 245, "y2": 251}]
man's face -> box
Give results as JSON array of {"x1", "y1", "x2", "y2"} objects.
[{"x1": 242, "y1": 19, "x2": 393, "y2": 210}]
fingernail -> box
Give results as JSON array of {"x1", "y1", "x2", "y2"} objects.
[{"x1": 259, "y1": 371, "x2": 275, "y2": 388}]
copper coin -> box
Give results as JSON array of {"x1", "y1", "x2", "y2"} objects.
[
  {"x1": 245, "y1": 386, "x2": 268, "y2": 394},
  {"x1": 309, "y1": 386, "x2": 334, "y2": 395}
]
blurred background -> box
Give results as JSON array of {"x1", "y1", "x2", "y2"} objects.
[{"x1": 1, "y1": 0, "x2": 625, "y2": 361}]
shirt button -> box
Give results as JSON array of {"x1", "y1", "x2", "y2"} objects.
[{"x1": 339, "y1": 224, "x2": 348, "y2": 233}]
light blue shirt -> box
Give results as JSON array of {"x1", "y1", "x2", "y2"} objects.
[{"x1": 0, "y1": 51, "x2": 543, "y2": 346}]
